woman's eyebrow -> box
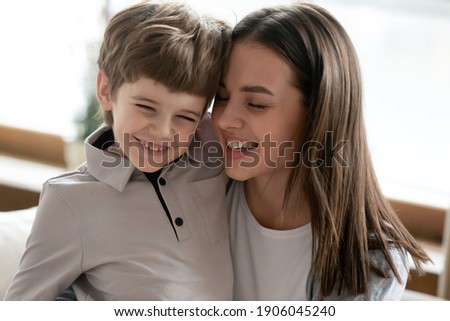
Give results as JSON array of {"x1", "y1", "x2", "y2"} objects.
[{"x1": 241, "y1": 85, "x2": 274, "y2": 96}]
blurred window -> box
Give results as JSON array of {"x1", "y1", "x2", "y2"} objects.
[{"x1": 1, "y1": 0, "x2": 449, "y2": 206}]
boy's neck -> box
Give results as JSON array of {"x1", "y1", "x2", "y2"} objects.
[{"x1": 92, "y1": 128, "x2": 115, "y2": 151}]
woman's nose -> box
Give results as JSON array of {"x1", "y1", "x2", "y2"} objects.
[{"x1": 213, "y1": 100, "x2": 243, "y2": 130}]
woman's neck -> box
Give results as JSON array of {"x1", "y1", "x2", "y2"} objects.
[{"x1": 243, "y1": 168, "x2": 310, "y2": 230}]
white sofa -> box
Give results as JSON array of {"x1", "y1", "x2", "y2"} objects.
[{"x1": 0, "y1": 207, "x2": 36, "y2": 299}]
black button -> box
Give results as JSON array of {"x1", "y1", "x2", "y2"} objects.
[
  {"x1": 159, "y1": 178, "x2": 166, "y2": 186},
  {"x1": 175, "y1": 217, "x2": 183, "y2": 226}
]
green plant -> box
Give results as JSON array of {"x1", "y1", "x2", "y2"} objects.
[{"x1": 76, "y1": 91, "x2": 103, "y2": 140}]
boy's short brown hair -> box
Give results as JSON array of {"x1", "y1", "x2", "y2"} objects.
[{"x1": 97, "y1": 1, "x2": 231, "y2": 125}]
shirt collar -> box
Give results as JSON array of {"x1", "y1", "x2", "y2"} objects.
[{"x1": 85, "y1": 127, "x2": 136, "y2": 192}]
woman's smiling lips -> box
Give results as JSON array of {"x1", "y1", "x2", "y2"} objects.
[{"x1": 223, "y1": 137, "x2": 259, "y2": 160}]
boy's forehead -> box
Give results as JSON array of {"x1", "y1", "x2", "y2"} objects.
[
  {"x1": 132, "y1": 76, "x2": 207, "y2": 97},
  {"x1": 120, "y1": 77, "x2": 207, "y2": 111}
]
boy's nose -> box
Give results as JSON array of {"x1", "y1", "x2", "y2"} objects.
[{"x1": 149, "y1": 118, "x2": 173, "y2": 142}]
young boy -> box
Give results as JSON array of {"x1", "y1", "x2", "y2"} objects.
[{"x1": 4, "y1": 1, "x2": 232, "y2": 300}]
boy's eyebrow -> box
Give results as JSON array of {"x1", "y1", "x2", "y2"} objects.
[
  {"x1": 132, "y1": 95, "x2": 201, "y2": 118},
  {"x1": 180, "y1": 109, "x2": 202, "y2": 118},
  {"x1": 132, "y1": 95, "x2": 159, "y2": 104},
  {"x1": 241, "y1": 85, "x2": 274, "y2": 96}
]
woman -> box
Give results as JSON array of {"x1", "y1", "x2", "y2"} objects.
[{"x1": 212, "y1": 3, "x2": 430, "y2": 300}]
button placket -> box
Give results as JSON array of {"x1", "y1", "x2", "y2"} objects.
[{"x1": 158, "y1": 174, "x2": 190, "y2": 241}]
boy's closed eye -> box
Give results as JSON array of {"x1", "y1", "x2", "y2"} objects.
[
  {"x1": 136, "y1": 104, "x2": 156, "y2": 112},
  {"x1": 176, "y1": 114, "x2": 197, "y2": 122}
]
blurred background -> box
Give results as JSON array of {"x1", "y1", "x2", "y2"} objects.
[
  {"x1": 0, "y1": 0, "x2": 449, "y2": 298},
  {"x1": 1, "y1": 0, "x2": 449, "y2": 206}
]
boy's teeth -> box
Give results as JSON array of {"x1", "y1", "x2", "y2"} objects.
[{"x1": 145, "y1": 141, "x2": 164, "y2": 151}]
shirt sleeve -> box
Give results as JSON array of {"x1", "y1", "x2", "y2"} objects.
[
  {"x1": 309, "y1": 247, "x2": 410, "y2": 301},
  {"x1": 364, "y1": 247, "x2": 410, "y2": 301},
  {"x1": 3, "y1": 183, "x2": 83, "y2": 300}
]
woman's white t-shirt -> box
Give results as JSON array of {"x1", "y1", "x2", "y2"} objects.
[{"x1": 228, "y1": 180, "x2": 312, "y2": 300}]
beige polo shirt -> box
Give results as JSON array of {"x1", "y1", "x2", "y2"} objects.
[{"x1": 4, "y1": 125, "x2": 232, "y2": 300}]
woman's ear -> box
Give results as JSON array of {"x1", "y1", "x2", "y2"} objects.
[{"x1": 97, "y1": 71, "x2": 113, "y2": 111}]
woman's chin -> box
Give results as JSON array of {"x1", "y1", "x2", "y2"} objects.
[{"x1": 224, "y1": 167, "x2": 254, "y2": 182}]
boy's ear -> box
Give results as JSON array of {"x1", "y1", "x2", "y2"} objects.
[{"x1": 97, "y1": 71, "x2": 113, "y2": 111}]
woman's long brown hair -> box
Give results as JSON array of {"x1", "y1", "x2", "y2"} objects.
[{"x1": 232, "y1": 3, "x2": 430, "y2": 297}]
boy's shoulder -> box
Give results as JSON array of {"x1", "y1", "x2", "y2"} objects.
[
  {"x1": 194, "y1": 113, "x2": 217, "y2": 143},
  {"x1": 36, "y1": 164, "x2": 103, "y2": 208},
  {"x1": 45, "y1": 164, "x2": 96, "y2": 187}
]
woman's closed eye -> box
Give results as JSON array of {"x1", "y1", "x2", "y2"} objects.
[
  {"x1": 214, "y1": 93, "x2": 229, "y2": 101},
  {"x1": 248, "y1": 102, "x2": 268, "y2": 109}
]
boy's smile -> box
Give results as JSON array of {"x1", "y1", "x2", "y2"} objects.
[{"x1": 97, "y1": 74, "x2": 206, "y2": 172}]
